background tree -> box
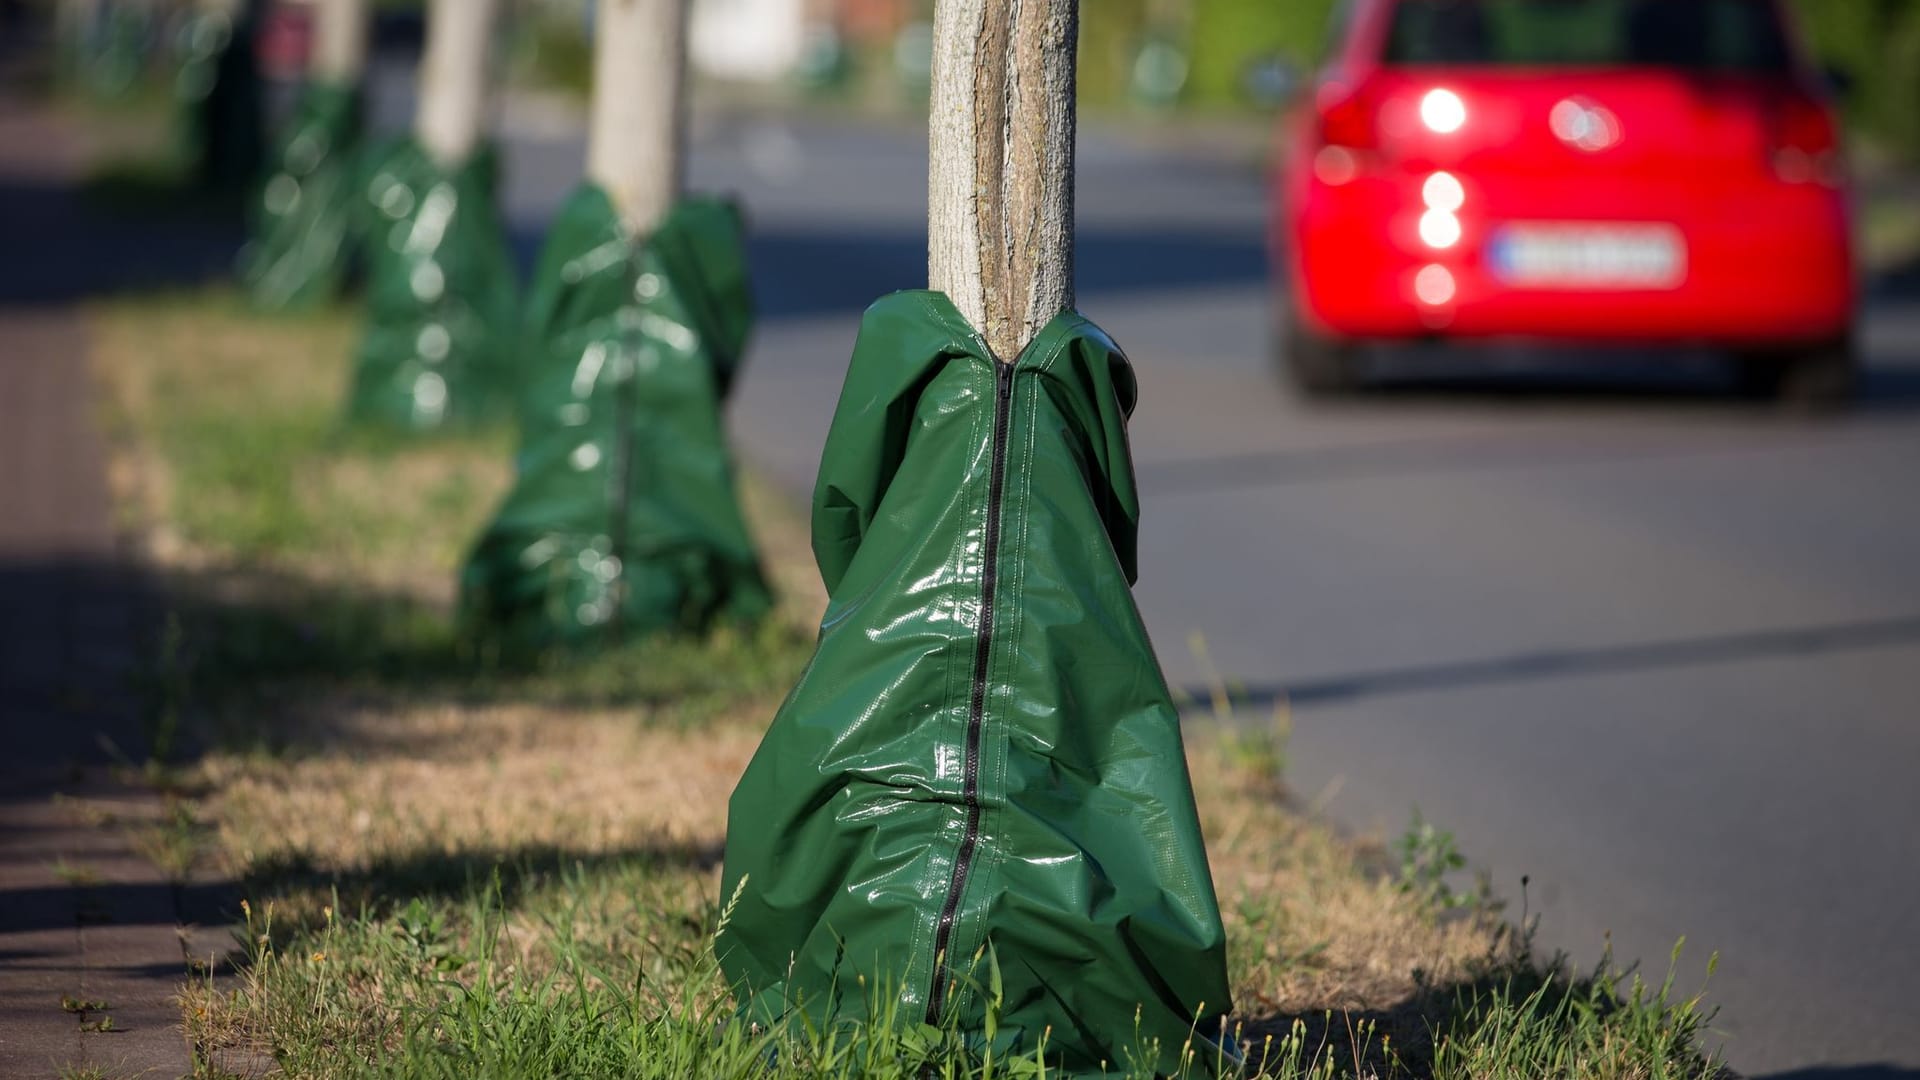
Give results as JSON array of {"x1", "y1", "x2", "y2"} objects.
[
  {"x1": 415, "y1": 0, "x2": 497, "y2": 170},
  {"x1": 312, "y1": 0, "x2": 370, "y2": 88},
  {"x1": 586, "y1": 0, "x2": 689, "y2": 236}
]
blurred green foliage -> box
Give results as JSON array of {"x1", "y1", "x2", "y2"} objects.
[
  {"x1": 1079, "y1": 0, "x2": 1341, "y2": 109},
  {"x1": 1077, "y1": 0, "x2": 1151, "y2": 106},
  {"x1": 1788, "y1": 0, "x2": 1920, "y2": 161},
  {"x1": 1182, "y1": 0, "x2": 1340, "y2": 107},
  {"x1": 1088, "y1": 0, "x2": 1920, "y2": 161}
]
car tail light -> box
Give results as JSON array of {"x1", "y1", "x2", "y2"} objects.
[
  {"x1": 1418, "y1": 88, "x2": 1468, "y2": 135},
  {"x1": 1317, "y1": 82, "x2": 1378, "y2": 150},
  {"x1": 1770, "y1": 94, "x2": 1843, "y2": 186}
]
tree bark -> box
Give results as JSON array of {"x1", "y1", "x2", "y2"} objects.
[
  {"x1": 928, "y1": 0, "x2": 1078, "y2": 361},
  {"x1": 587, "y1": 0, "x2": 690, "y2": 236},
  {"x1": 310, "y1": 0, "x2": 371, "y2": 84},
  {"x1": 415, "y1": 0, "x2": 500, "y2": 168}
]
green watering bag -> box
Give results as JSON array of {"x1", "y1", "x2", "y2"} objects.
[
  {"x1": 239, "y1": 78, "x2": 360, "y2": 311},
  {"x1": 344, "y1": 139, "x2": 518, "y2": 431},
  {"x1": 720, "y1": 291, "x2": 1234, "y2": 1074},
  {"x1": 457, "y1": 186, "x2": 771, "y2": 648}
]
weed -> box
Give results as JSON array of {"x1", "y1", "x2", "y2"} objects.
[
  {"x1": 51, "y1": 859, "x2": 103, "y2": 887},
  {"x1": 61, "y1": 994, "x2": 115, "y2": 1033},
  {"x1": 1189, "y1": 631, "x2": 1291, "y2": 790},
  {"x1": 129, "y1": 794, "x2": 203, "y2": 883},
  {"x1": 1395, "y1": 808, "x2": 1490, "y2": 916},
  {"x1": 395, "y1": 896, "x2": 468, "y2": 974}
]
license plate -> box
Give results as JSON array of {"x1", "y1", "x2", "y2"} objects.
[{"x1": 1487, "y1": 224, "x2": 1686, "y2": 289}]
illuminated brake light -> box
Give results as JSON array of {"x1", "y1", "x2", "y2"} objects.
[
  {"x1": 1420, "y1": 89, "x2": 1466, "y2": 134},
  {"x1": 1422, "y1": 171, "x2": 1464, "y2": 212},
  {"x1": 1419, "y1": 209, "x2": 1462, "y2": 250}
]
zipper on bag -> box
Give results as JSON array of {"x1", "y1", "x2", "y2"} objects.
[{"x1": 925, "y1": 356, "x2": 1015, "y2": 1024}]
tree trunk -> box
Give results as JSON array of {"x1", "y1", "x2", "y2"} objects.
[
  {"x1": 587, "y1": 0, "x2": 689, "y2": 236},
  {"x1": 310, "y1": 0, "x2": 370, "y2": 84},
  {"x1": 928, "y1": 0, "x2": 1078, "y2": 361},
  {"x1": 415, "y1": 0, "x2": 499, "y2": 168}
]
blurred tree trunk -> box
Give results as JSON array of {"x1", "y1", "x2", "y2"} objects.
[
  {"x1": 311, "y1": 0, "x2": 370, "y2": 84},
  {"x1": 416, "y1": 0, "x2": 499, "y2": 167},
  {"x1": 587, "y1": 0, "x2": 689, "y2": 236},
  {"x1": 928, "y1": 0, "x2": 1078, "y2": 360}
]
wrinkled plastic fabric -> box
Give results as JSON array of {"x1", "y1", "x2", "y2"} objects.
[
  {"x1": 238, "y1": 79, "x2": 360, "y2": 310},
  {"x1": 344, "y1": 139, "x2": 517, "y2": 431},
  {"x1": 720, "y1": 292, "x2": 1234, "y2": 1074},
  {"x1": 457, "y1": 186, "x2": 772, "y2": 648},
  {"x1": 173, "y1": 8, "x2": 263, "y2": 193}
]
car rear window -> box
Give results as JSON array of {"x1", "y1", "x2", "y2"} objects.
[{"x1": 1384, "y1": 0, "x2": 1794, "y2": 71}]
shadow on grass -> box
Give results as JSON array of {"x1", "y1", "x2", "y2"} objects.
[
  {"x1": 144, "y1": 559, "x2": 811, "y2": 763},
  {"x1": 243, "y1": 840, "x2": 723, "y2": 931}
]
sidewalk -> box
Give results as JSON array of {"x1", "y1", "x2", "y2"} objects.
[{"x1": 0, "y1": 79, "x2": 209, "y2": 1079}]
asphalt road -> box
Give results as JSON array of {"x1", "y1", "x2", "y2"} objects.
[{"x1": 470, "y1": 92, "x2": 1920, "y2": 1078}]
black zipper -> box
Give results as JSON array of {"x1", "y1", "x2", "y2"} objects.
[{"x1": 924, "y1": 356, "x2": 1015, "y2": 1024}]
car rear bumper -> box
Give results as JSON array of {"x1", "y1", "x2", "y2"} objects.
[{"x1": 1285, "y1": 174, "x2": 1857, "y2": 346}]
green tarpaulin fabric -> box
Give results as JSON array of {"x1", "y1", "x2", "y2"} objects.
[
  {"x1": 719, "y1": 291, "x2": 1234, "y2": 1074},
  {"x1": 173, "y1": 7, "x2": 263, "y2": 193},
  {"x1": 344, "y1": 139, "x2": 517, "y2": 431},
  {"x1": 239, "y1": 78, "x2": 360, "y2": 310},
  {"x1": 457, "y1": 185, "x2": 772, "y2": 648}
]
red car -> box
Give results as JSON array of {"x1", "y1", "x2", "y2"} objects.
[{"x1": 1275, "y1": 0, "x2": 1857, "y2": 404}]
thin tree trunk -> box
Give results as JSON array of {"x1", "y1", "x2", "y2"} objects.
[
  {"x1": 310, "y1": 0, "x2": 370, "y2": 84},
  {"x1": 587, "y1": 0, "x2": 689, "y2": 236},
  {"x1": 928, "y1": 0, "x2": 1078, "y2": 360},
  {"x1": 415, "y1": 0, "x2": 499, "y2": 168}
]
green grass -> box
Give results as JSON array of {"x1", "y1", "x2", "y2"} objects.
[
  {"x1": 186, "y1": 859, "x2": 1722, "y2": 1079},
  {"x1": 93, "y1": 288, "x2": 1726, "y2": 1078}
]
